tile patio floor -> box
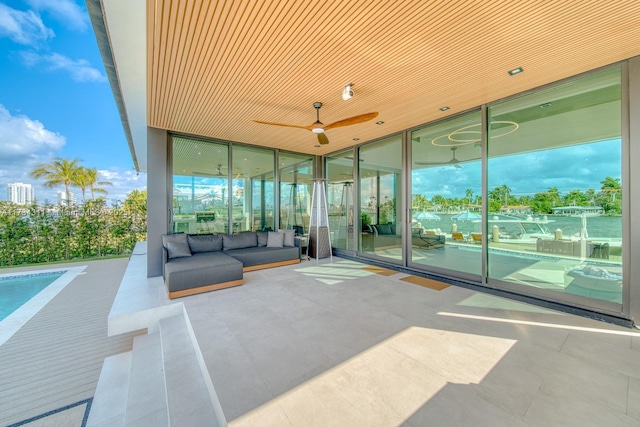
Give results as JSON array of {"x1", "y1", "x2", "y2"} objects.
[{"x1": 181, "y1": 258, "x2": 640, "y2": 426}]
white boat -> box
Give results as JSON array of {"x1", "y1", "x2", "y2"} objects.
[
  {"x1": 551, "y1": 206, "x2": 605, "y2": 217},
  {"x1": 476, "y1": 214, "x2": 621, "y2": 250},
  {"x1": 482, "y1": 215, "x2": 555, "y2": 243}
]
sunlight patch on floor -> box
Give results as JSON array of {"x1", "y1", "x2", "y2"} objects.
[
  {"x1": 457, "y1": 293, "x2": 560, "y2": 314},
  {"x1": 438, "y1": 312, "x2": 640, "y2": 336},
  {"x1": 229, "y1": 326, "x2": 516, "y2": 427}
]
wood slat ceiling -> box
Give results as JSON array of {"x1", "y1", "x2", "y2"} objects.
[{"x1": 147, "y1": 0, "x2": 640, "y2": 156}]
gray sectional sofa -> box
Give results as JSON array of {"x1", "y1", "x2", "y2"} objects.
[{"x1": 162, "y1": 230, "x2": 300, "y2": 299}]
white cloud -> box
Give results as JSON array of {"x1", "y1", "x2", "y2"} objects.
[
  {"x1": 0, "y1": 3, "x2": 54, "y2": 46},
  {"x1": 0, "y1": 104, "x2": 65, "y2": 160},
  {"x1": 26, "y1": 0, "x2": 88, "y2": 31},
  {"x1": 0, "y1": 106, "x2": 143, "y2": 205},
  {"x1": 0, "y1": 104, "x2": 66, "y2": 202},
  {"x1": 20, "y1": 51, "x2": 106, "y2": 82},
  {"x1": 96, "y1": 169, "x2": 147, "y2": 203}
]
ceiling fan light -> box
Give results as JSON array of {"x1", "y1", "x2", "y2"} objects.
[{"x1": 312, "y1": 126, "x2": 324, "y2": 134}]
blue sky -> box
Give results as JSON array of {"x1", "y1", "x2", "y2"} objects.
[{"x1": 0, "y1": 0, "x2": 145, "y2": 204}]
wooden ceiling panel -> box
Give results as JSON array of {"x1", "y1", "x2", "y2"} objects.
[{"x1": 148, "y1": 0, "x2": 640, "y2": 155}]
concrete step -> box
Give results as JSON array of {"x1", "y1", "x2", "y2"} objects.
[
  {"x1": 86, "y1": 351, "x2": 132, "y2": 427},
  {"x1": 160, "y1": 314, "x2": 223, "y2": 427},
  {"x1": 124, "y1": 332, "x2": 169, "y2": 427}
]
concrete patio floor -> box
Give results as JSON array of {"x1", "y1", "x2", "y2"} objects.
[
  {"x1": 0, "y1": 258, "x2": 143, "y2": 426},
  {"x1": 180, "y1": 258, "x2": 640, "y2": 426}
]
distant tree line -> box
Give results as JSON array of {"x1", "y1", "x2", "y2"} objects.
[
  {"x1": 412, "y1": 177, "x2": 622, "y2": 215},
  {"x1": 0, "y1": 190, "x2": 147, "y2": 267}
]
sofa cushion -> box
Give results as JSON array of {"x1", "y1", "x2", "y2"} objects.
[
  {"x1": 164, "y1": 252, "x2": 243, "y2": 292},
  {"x1": 223, "y1": 232, "x2": 258, "y2": 250},
  {"x1": 162, "y1": 233, "x2": 192, "y2": 259},
  {"x1": 267, "y1": 231, "x2": 284, "y2": 248},
  {"x1": 225, "y1": 246, "x2": 300, "y2": 268},
  {"x1": 278, "y1": 229, "x2": 296, "y2": 247},
  {"x1": 256, "y1": 231, "x2": 268, "y2": 247},
  {"x1": 187, "y1": 234, "x2": 223, "y2": 253}
]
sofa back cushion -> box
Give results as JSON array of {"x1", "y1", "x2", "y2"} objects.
[
  {"x1": 256, "y1": 231, "x2": 269, "y2": 247},
  {"x1": 162, "y1": 233, "x2": 192, "y2": 259},
  {"x1": 223, "y1": 232, "x2": 258, "y2": 250},
  {"x1": 376, "y1": 223, "x2": 392, "y2": 235},
  {"x1": 187, "y1": 234, "x2": 223, "y2": 253}
]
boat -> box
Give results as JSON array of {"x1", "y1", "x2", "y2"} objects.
[
  {"x1": 472, "y1": 214, "x2": 621, "y2": 250},
  {"x1": 480, "y1": 214, "x2": 555, "y2": 243},
  {"x1": 551, "y1": 206, "x2": 605, "y2": 217}
]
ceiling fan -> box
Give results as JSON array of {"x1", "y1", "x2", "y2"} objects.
[
  {"x1": 253, "y1": 102, "x2": 378, "y2": 145},
  {"x1": 415, "y1": 147, "x2": 463, "y2": 169}
]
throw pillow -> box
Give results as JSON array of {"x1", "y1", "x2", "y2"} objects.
[
  {"x1": 256, "y1": 231, "x2": 269, "y2": 247},
  {"x1": 267, "y1": 231, "x2": 284, "y2": 248},
  {"x1": 162, "y1": 233, "x2": 192, "y2": 259},
  {"x1": 278, "y1": 229, "x2": 295, "y2": 247}
]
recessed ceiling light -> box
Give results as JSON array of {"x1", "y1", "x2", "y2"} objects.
[
  {"x1": 353, "y1": 138, "x2": 360, "y2": 141},
  {"x1": 376, "y1": 121, "x2": 384, "y2": 125},
  {"x1": 439, "y1": 106, "x2": 450, "y2": 111},
  {"x1": 508, "y1": 67, "x2": 524, "y2": 76},
  {"x1": 315, "y1": 144, "x2": 321, "y2": 148}
]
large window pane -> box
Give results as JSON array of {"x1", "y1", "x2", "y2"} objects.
[
  {"x1": 279, "y1": 152, "x2": 313, "y2": 235},
  {"x1": 172, "y1": 137, "x2": 229, "y2": 234},
  {"x1": 326, "y1": 152, "x2": 354, "y2": 251},
  {"x1": 232, "y1": 145, "x2": 274, "y2": 233},
  {"x1": 410, "y1": 111, "x2": 482, "y2": 276},
  {"x1": 487, "y1": 67, "x2": 623, "y2": 305},
  {"x1": 359, "y1": 135, "x2": 403, "y2": 262}
]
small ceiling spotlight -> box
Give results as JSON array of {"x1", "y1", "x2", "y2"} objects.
[
  {"x1": 342, "y1": 83, "x2": 354, "y2": 100},
  {"x1": 508, "y1": 67, "x2": 524, "y2": 76},
  {"x1": 353, "y1": 137, "x2": 360, "y2": 141},
  {"x1": 376, "y1": 121, "x2": 384, "y2": 125},
  {"x1": 439, "y1": 106, "x2": 450, "y2": 111}
]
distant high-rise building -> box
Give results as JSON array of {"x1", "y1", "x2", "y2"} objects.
[
  {"x1": 7, "y1": 182, "x2": 35, "y2": 205},
  {"x1": 57, "y1": 191, "x2": 76, "y2": 206}
]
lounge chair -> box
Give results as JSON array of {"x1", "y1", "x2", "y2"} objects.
[
  {"x1": 412, "y1": 229, "x2": 445, "y2": 249},
  {"x1": 451, "y1": 231, "x2": 466, "y2": 242},
  {"x1": 471, "y1": 232, "x2": 482, "y2": 243}
]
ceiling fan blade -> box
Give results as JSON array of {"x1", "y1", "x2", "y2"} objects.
[
  {"x1": 253, "y1": 120, "x2": 312, "y2": 130},
  {"x1": 317, "y1": 132, "x2": 329, "y2": 145},
  {"x1": 324, "y1": 112, "x2": 379, "y2": 130}
]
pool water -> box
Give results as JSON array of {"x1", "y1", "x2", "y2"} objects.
[{"x1": 0, "y1": 272, "x2": 66, "y2": 322}]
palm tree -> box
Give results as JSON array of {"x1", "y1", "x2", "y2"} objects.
[
  {"x1": 78, "y1": 167, "x2": 112, "y2": 200},
  {"x1": 31, "y1": 158, "x2": 82, "y2": 207}
]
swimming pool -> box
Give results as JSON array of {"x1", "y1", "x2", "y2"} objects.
[
  {"x1": 0, "y1": 266, "x2": 86, "y2": 347},
  {"x1": 0, "y1": 271, "x2": 66, "y2": 322}
]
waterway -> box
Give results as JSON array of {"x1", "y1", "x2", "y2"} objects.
[{"x1": 418, "y1": 214, "x2": 622, "y2": 239}]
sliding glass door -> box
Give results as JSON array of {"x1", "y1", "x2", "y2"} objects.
[
  {"x1": 409, "y1": 111, "x2": 482, "y2": 278},
  {"x1": 358, "y1": 135, "x2": 403, "y2": 263},
  {"x1": 487, "y1": 66, "x2": 623, "y2": 307}
]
